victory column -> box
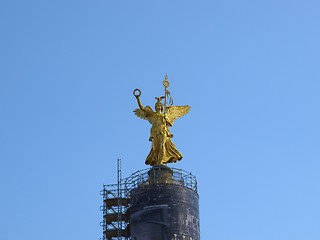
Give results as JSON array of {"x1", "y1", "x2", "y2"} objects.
[{"x1": 101, "y1": 76, "x2": 200, "y2": 240}]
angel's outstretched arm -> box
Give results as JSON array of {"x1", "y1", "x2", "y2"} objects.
[
  {"x1": 135, "y1": 95, "x2": 145, "y2": 111},
  {"x1": 133, "y1": 89, "x2": 154, "y2": 121}
]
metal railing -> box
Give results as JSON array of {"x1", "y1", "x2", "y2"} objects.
[{"x1": 124, "y1": 167, "x2": 197, "y2": 195}]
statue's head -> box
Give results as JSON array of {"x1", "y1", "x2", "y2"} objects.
[{"x1": 155, "y1": 97, "x2": 165, "y2": 112}]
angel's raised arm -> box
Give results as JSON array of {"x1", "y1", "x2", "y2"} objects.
[
  {"x1": 133, "y1": 89, "x2": 154, "y2": 122},
  {"x1": 136, "y1": 95, "x2": 145, "y2": 111}
]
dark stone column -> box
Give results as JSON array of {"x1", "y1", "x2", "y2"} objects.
[{"x1": 130, "y1": 166, "x2": 200, "y2": 240}]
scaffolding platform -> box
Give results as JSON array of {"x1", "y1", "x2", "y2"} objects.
[
  {"x1": 104, "y1": 197, "x2": 130, "y2": 209},
  {"x1": 100, "y1": 184, "x2": 130, "y2": 240},
  {"x1": 104, "y1": 226, "x2": 130, "y2": 239}
]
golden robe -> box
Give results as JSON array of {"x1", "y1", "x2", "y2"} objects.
[{"x1": 144, "y1": 108, "x2": 183, "y2": 166}]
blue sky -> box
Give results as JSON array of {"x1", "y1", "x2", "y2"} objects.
[{"x1": 1, "y1": 0, "x2": 320, "y2": 239}]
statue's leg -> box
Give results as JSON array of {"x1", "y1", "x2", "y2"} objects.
[
  {"x1": 164, "y1": 138, "x2": 183, "y2": 163},
  {"x1": 158, "y1": 134, "x2": 166, "y2": 165},
  {"x1": 146, "y1": 134, "x2": 165, "y2": 166}
]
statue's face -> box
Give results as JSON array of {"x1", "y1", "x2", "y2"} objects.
[{"x1": 155, "y1": 103, "x2": 162, "y2": 112}]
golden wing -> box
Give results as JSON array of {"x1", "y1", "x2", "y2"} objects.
[
  {"x1": 133, "y1": 106, "x2": 154, "y2": 124},
  {"x1": 165, "y1": 105, "x2": 191, "y2": 125}
]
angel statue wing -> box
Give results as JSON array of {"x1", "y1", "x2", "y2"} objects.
[
  {"x1": 165, "y1": 105, "x2": 191, "y2": 126},
  {"x1": 133, "y1": 106, "x2": 154, "y2": 124}
]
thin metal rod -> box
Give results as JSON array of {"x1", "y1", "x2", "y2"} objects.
[
  {"x1": 117, "y1": 158, "x2": 121, "y2": 239},
  {"x1": 164, "y1": 85, "x2": 167, "y2": 112}
]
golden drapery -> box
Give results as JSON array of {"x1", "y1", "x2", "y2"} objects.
[{"x1": 134, "y1": 105, "x2": 190, "y2": 166}]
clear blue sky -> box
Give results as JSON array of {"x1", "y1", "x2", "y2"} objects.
[{"x1": 1, "y1": 0, "x2": 320, "y2": 239}]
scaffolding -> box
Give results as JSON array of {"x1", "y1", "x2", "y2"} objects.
[{"x1": 100, "y1": 159, "x2": 130, "y2": 240}]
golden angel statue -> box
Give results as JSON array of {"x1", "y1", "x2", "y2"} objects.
[{"x1": 133, "y1": 76, "x2": 191, "y2": 166}]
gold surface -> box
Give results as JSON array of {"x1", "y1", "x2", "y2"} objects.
[
  {"x1": 133, "y1": 76, "x2": 191, "y2": 166},
  {"x1": 163, "y1": 74, "x2": 169, "y2": 87}
]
